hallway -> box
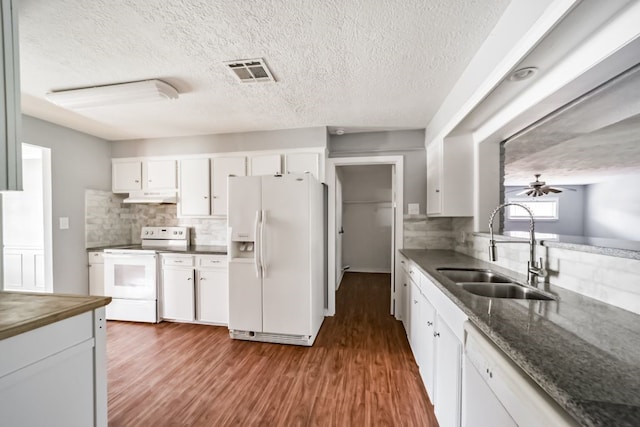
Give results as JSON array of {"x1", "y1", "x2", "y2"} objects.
[{"x1": 107, "y1": 272, "x2": 437, "y2": 426}]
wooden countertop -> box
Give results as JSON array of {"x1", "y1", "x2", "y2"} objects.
[{"x1": 0, "y1": 292, "x2": 111, "y2": 340}]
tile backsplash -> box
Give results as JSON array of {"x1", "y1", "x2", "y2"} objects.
[
  {"x1": 85, "y1": 190, "x2": 227, "y2": 247},
  {"x1": 403, "y1": 215, "x2": 455, "y2": 250}
]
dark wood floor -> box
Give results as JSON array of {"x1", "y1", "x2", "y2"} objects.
[{"x1": 107, "y1": 272, "x2": 438, "y2": 426}]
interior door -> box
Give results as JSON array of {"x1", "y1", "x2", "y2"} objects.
[
  {"x1": 261, "y1": 174, "x2": 311, "y2": 336},
  {"x1": 335, "y1": 170, "x2": 344, "y2": 288}
]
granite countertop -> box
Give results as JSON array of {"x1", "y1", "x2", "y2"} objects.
[
  {"x1": 87, "y1": 245, "x2": 227, "y2": 255},
  {"x1": 0, "y1": 292, "x2": 112, "y2": 340},
  {"x1": 401, "y1": 249, "x2": 640, "y2": 427}
]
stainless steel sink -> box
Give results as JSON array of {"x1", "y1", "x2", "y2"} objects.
[
  {"x1": 459, "y1": 283, "x2": 554, "y2": 300},
  {"x1": 437, "y1": 268, "x2": 512, "y2": 284},
  {"x1": 436, "y1": 268, "x2": 555, "y2": 301}
]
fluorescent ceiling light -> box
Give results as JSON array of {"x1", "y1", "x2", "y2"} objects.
[{"x1": 45, "y1": 79, "x2": 179, "y2": 110}]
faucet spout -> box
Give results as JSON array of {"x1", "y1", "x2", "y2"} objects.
[{"x1": 488, "y1": 203, "x2": 546, "y2": 287}]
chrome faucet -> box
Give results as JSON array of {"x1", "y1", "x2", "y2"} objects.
[{"x1": 488, "y1": 203, "x2": 547, "y2": 287}]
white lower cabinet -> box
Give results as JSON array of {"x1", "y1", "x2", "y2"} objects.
[
  {"x1": 419, "y1": 292, "x2": 437, "y2": 397},
  {"x1": 403, "y1": 255, "x2": 467, "y2": 427},
  {"x1": 88, "y1": 251, "x2": 105, "y2": 296},
  {"x1": 161, "y1": 254, "x2": 228, "y2": 325},
  {"x1": 162, "y1": 267, "x2": 195, "y2": 321},
  {"x1": 434, "y1": 316, "x2": 463, "y2": 427},
  {"x1": 196, "y1": 256, "x2": 228, "y2": 324},
  {"x1": 0, "y1": 309, "x2": 108, "y2": 427}
]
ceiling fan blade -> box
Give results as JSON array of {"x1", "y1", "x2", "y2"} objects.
[
  {"x1": 546, "y1": 187, "x2": 562, "y2": 194},
  {"x1": 513, "y1": 189, "x2": 530, "y2": 195}
]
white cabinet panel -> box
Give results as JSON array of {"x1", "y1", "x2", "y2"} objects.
[
  {"x1": 112, "y1": 161, "x2": 142, "y2": 193},
  {"x1": 426, "y1": 141, "x2": 442, "y2": 215},
  {"x1": 250, "y1": 154, "x2": 281, "y2": 176},
  {"x1": 146, "y1": 159, "x2": 177, "y2": 190},
  {"x1": 402, "y1": 269, "x2": 411, "y2": 336},
  {"x1": 409, "y1": 281, "x2": 422, "y2": 357},
  {"x1": 285, "y1": 152, "x2": 319, "y2": 179},
  {"x1": 89, "y1": 263, "x2": 105, "y2": 296},
  {"x1": 420, "y1": 293, "x2": 437, "y2": 398},
  {"x1": 434, "y1": 316, "x2": 463, "y2": 427},
  {"x1": 197, "y1": 268, "x2": 228, "y2": 324},
  {"x1": 426, "y1": 136, "x2": 473, "y2": 217},
  {"x1": 161, "y1": 268, "x2": 195, "y2": 321},
  {"x1": 463, "y1": 356, "x2": 516, "y2": 427},
  {"x1": 211, "y1": 157, "x2": 246, "y2": 216},
  {"x1": 179, "y1": 158, "x2": 211, "y2": 217}
]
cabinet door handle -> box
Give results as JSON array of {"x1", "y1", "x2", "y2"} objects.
[
  {"x1": 204, "y1": 196, "x2": 208, "y2": 199},
  {"x1": 435, "y1": 189, "x2": 440, "y2": 193},
  {"x1": 174, "y1": 260, "x2": 183, "y2": 263},
  {"x1": 427, "y1": 321, "x2": 433, "y2": 326},
  {"x1": 187, "y1": 277, "x2": 192, "y2": 281},
  {"x1": 134, "y1": 179, "x2": 140, "y2": 183},
  {"x1": 200, "y1": 277, "x2": 206, "y2": 281},
  {"x1": 434, "y1": 332, "x2": 440, "y2": 337},
  {"x1": 413, "y1": 300, "x2": 418, "y2": 304}
]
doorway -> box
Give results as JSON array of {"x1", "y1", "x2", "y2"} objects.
[
  {"x1": 1, "y1": 143, "x2": 53, "y2": 292},
  {"x1": 327, "y1": 156, "x2": 404, "y2": 316}
]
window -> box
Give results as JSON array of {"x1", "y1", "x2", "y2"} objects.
[{"x1": 506, "y1": 198, "x2": 558, "y2": 220}]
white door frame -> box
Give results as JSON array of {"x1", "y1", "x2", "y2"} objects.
[{"x1": 326, "y1": 155, "x2": 404, "y2": 316}]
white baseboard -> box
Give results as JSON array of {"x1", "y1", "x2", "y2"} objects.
[
  {"x1": 347, "y1": 268, "x2": 391, "y2": 274},
  {"x1": 336, "y1": 271, "x2": 345, "y2": 290}
]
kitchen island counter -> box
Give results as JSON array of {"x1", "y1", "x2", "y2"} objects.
[
  {"x1": 0, "y1": 291, "x2": 111, "y2": 340},
  {"x1": 401, "y1": 249, "x2": 640, "y2": 427}
]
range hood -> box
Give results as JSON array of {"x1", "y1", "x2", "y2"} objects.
[{"x1": 122, "y1": 191, "x2": 177, "y2": 204}]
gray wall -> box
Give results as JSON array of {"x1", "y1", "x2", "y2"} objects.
[
  {"x1": 329, "y1": 130, "x2": 426, "y2": 215},
  {"x1": 21, "y1": 115, "x2": 112, "y2": 294},
  {"x1": 504, "y1": 185, "x2": 585, "y2": 236},
  {"x1": 340, "y1": 165, "x2": 392, "y2": 273},
  {"x1": 111, "y1": 126, "x2": 327, "y2": 157},
  {"x1": 584, "y1": 175, "x2": 640, "y2": 240}
]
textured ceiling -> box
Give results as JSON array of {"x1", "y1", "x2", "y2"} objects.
[
  {"x1": 18, "y1": 0, "x2": 510, "y2": 141},
  {"x1": 504, "y1": 63, "x2": 640, "y2": 185}
]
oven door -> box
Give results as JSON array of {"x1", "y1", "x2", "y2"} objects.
[{"x1": 104, "y1": 252, "x2": 157, "y2": 300}]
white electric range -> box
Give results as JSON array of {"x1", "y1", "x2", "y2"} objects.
[{"x1": 103, "y1": 226, "x2": 189, "y2": 323}]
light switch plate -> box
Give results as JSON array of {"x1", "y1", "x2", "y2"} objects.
[
  {"x1": 59, "y1": 217, "x2": 69, "y2": 230},
  {"x1": 408, "y1": 203, "x2": 420, "y2": 215}
]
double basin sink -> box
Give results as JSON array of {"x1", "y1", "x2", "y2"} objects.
[{"x1": 436, "y1": 268, "x2": 555, "y2": 301}]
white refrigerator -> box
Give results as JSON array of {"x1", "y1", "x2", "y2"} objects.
[{"x1": 227, "y1": 173, "x2": 326, "y2": 346}]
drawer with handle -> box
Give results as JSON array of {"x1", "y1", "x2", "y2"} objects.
[
  {"x1": 162, "y1": 255, "x2": 194, "y2": 267},
  {"x1": 197, "y1": 256, "x2": 227, "y2": 268}
]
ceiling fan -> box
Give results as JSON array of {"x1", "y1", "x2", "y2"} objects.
[{"x1": 510, "y1": 174, "x2": 575, "y2": 197}]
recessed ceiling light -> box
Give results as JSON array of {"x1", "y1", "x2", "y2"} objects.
[{"x1": 508, "y1": 67, "x2": 538, "y2": 82}]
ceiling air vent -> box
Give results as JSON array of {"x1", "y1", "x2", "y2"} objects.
[{"x1": 223, "y1": 58, "x2": 276, "y2": 83}]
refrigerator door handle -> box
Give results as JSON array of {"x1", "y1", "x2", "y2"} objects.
[
  {"x1": 260, "y1": 210, "x2": 267, "y2": 278},
  {"x1": 254, "y1": 210, "x2": 262, "y2": 278}
]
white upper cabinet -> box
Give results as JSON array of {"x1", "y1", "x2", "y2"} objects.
[
  {"x1": 211, "y1": 157, "x2": 246, "y2": 216},
  {"x1": 112, "y1": 161, "x2": 142, "y2": 192},
  {"x1": 285, "y1": 152, "x2": 319, "y2": 180},
  {"x1": 145, "y1": 159, "x2": 177, "y2": 190},
  {"x1": 0, "y1": 0, "x2": 22, "y2": 191},
  {"x1": 426, "y1": 136, "x2": 473, "y2": 217},
  {"x1": 112, "y1": 159, "x2": 177, "y2": 193},
  {"x1": 250, "y1": 154, "x2": 282, "y2": 176},
  {"x1": 179, "y1": 158, "x2": 211, "y2": 217}
]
